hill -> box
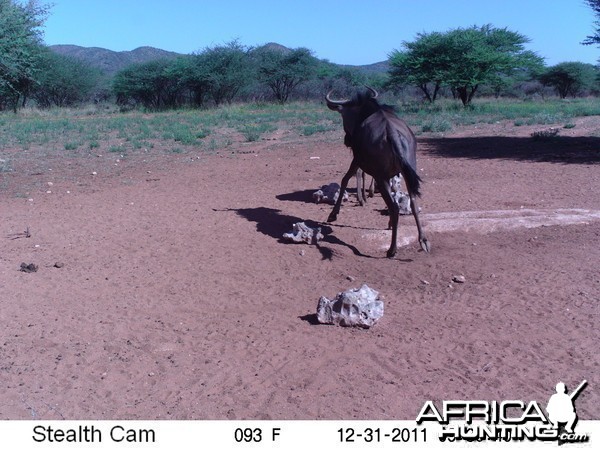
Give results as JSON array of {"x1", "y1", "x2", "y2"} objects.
[
  {"x1": 49, "y1": 43, "x2": 388, "y2": 77},
  {"x1": 341, "y1": 60, "x2": 390, "y2": 75},
  {"x1": 49, "y1": 45, "x2": 181, "y2": 75}
]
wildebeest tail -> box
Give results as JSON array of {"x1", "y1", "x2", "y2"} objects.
[
  {"x1": 389, "y1": 127, "x2": 422, "y2": 197},
  {"x1": 400, "y1": 157, "x2": 422, "y2": 197}
]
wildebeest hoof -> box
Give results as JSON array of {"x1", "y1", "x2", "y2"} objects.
[
  {"x1": 327, "y1": 213, "x2": 337, "y2": 223},
  {"x1": 420, "y1": 237, "x2": 431, "y2": 253},
  {"x1": 386, "y1": 248, "x2": 396, "y2": 258}
]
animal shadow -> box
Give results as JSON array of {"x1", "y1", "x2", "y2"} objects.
[
  {"x1": 231, "y1": 207, "x2": 370, "y2": 260},
  {"x1": 233, "y1": 207, "x2": 318, "y2": 240},
  {"x1": 275, "y1": 189, "x2": 316, "y2": 203},
  {"x1": 276, "y1": 187, "x2": 360, "y2": 203}
]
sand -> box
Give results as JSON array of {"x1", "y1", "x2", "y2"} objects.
[{"x1": 1, "y1": 116, "x2": 598, "y2": 420}]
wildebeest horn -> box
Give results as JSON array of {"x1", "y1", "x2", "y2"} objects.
[
  {"x1": 365, "y1": 85, "x2": 378, "y2": 99},
  {"x1": 325, "y1": 90, "x2": 348, "y2": 107}
]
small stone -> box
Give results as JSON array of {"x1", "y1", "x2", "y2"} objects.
[
  {"x1": 20, "y1": 263, "x2": 38, "y2": 273},
  {"x1": 92, "y1": 171, "x2": 97, "y2": 175},
  {"x1": 421, "y1": 279, "x2": 430, "y2": 285},
  {"x1": 346, "y1": 275, "x2": 356, "y2": 282},
  {"x1": 452, "y1": 275, "x2": 466, "y2": 283},
  {"x1": 54, "y1": 262, "x2": 65, "y2": 269}
]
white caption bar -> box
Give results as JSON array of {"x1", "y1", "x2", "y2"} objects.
[{"x1": 1, "y1": 420, "x2": 597, "y2": 449}]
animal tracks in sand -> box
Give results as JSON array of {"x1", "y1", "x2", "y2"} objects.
[{"x1": 363, "y1": 208, "x2": 600, "y2": 248}]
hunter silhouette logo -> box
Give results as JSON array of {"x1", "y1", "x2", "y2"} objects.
[
  {"x1": 416, "y1": 380, "x2": 590, "y2": 443},
  {"x1": 546, "y1": 380, "x2": 588, "y2": 443}
]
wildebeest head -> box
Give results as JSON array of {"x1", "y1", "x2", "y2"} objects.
[{"x1": 326, "y1": 87, "x2": 381, "y2": 144}]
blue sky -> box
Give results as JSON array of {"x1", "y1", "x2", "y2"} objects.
[{"x1": 42, "y1": 0, "x2": 599, "y2": 66}]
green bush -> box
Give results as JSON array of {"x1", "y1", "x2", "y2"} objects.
[
  {"x1": 238, "y1": 123, "x2": 277, "y2": 142},
  {"x1": 421, "y1": 117, "x2": 452, "y2": 132}
]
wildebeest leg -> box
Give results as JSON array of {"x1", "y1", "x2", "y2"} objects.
[
  {"x1": 377, "y1": 178, "x2": 400, "y2": 258},
  {"x1": 409, "y1": 195, "x2": 431, "y2": 253},
  {"x1": 367, "y1": 177, "x2": 375, "y2": 198},
  {"x1": 328, "y1": 159, "x2": 359, "y2": 222},
  {"x1": 356, "y1": 168, "x2": 366, "y2": 206}
]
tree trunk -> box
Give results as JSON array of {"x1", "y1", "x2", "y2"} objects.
[
  {"x1": 419, "y1": 84, "x2": 433, "y2": 103},
  {"x1": 431, "y1": 82, "x2": 441, "y2": 102},
  {"x1": 467, "y1": 84, "x2": 479, "y2": 105},
  {"x1": 456, "y1": 87, "x2": 469, "y2": 106},
  {"x1": 457, "y1": 85, "x2": 479, "y2": 107}
]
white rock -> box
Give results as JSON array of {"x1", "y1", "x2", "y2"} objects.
[
  {"x1": 313, "y1": 183, "x2": 348, "y2": 204},
  {"x1": 283, "y1": 222, "x2": 323, "y2": 245},
  {"x1": 452, "y1": 275, "x2": 466, "y2": 283},
  {"x1": 317, "y1": 284, "x2": 384, "y2": 328}
]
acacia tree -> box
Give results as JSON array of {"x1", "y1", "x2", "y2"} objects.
[
  {"x1": 389, "y1": 25, "x2": 544, "y2": 106},
  {"x1": 583, "y1": 0, "x2": 600, "y2": 46},
  {"x1": 32, "y1": 49, "x2": 99, "y2": 107},
  {"x1": 312, "y1": 61, "x2": 368, "y2": 98},
  {"x1": 167, "y1": 55, "x2": 209, "y2": 107},
  {"x1": 254, "y1": 47, "x2": 317, "y2": 103},
  {"x1": 389, "y1": 32, "x2": 449, "y2": 103},
  {"x1": 196, "y1": 41, "x2": 251, "y2": 106},
  {"x1": 539, "y1": 62, "x2": 598, "y2": 98},
  {"x1": 113, "y1": 59, "x2": 182, "y2": 110},
  {"x1": 0, "y1": 0, "x2": 49, "y2": 111}
]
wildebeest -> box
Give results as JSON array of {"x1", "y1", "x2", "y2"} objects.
[
  {"x1": 355, "y1": 168, "x2": 374, "y2": 206},
  {"x1": 325, "y1": 87, "x2": 431, "y2": 257}
]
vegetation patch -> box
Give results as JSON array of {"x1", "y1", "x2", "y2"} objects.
[
  {"x1": 0, "y1": 98, "x2": 599, "y2": 154},
  {"x1": 238, "y1": 122, "x2": 277, "y2": 142},
  {"x1": 299, "y1": 122, "x2": 337, "y2": 136}
]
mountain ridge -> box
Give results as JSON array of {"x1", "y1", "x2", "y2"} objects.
[
  {"x1": 49, "y1": 45, "x2": 182, "y2": 75},
  {"x1": 49, "y1": 43, "x2": 388, "y2": 75}
]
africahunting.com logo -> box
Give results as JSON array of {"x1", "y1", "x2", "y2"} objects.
[{"x1": 416, "y1": 380, "x2": 589, "y2": 444}]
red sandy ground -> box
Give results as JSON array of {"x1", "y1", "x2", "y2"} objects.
[{"x1": 1, "y1": 116, "x2": 599, "y2": 420}]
